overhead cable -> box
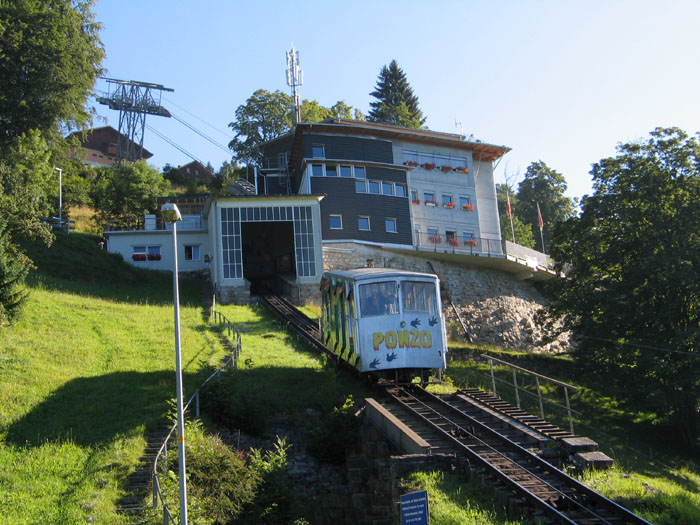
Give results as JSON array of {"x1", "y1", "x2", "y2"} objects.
[{"x1": 146, "y1": 124, "x2": 203, "y2": 165}]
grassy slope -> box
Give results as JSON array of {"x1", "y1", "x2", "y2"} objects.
[{"x1": 0, "y1": 233, "x2": 224, "y2": 524}]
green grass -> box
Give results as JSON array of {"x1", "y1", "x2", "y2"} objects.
[{"x1": 0, "y1": 234, "x2": 225, "y2": 523}]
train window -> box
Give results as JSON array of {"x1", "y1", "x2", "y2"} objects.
[
  {"x1": 359, "y1": 282, "x2": 399, "y2": 317},
  {"x1": 401, "y1": 281, "x2": 438, "y2": 315}
]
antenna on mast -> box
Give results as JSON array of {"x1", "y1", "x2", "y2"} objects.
[
  {"x1": 286, "y1": 44, "x2": 303, "y2": 125},
  {"x1": 455, "y1": 119, "x2": 464, "y2": 138}
]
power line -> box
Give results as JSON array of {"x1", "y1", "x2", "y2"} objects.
[
  {"x1": 146, "y1": 124, "x2": 203, "y2": 165},
  {"x1": 579, "y1": 334, "x2": 699, "y2": 358},
  {"x1": 163, "y1": 97, "x2": 231, "y2": 140},
  {"x1": 170, "y1": 112, "x2": 232, "y2": 155}
]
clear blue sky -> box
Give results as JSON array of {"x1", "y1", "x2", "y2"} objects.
[{"x1": 92, "y1": 0, "x2": 700, "y2": 199}]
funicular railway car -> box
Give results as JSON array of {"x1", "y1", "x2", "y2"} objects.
[{"x1": 320, "y1": 268, "x2": 447, "y2": 382}]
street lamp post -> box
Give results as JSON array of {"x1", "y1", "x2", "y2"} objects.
[
  {"x1": 161, "y1": 203, "x2": 188, "y2": 525},
  {"x1": 54, "y1": 167, "x2": 62, "y2": 228}
]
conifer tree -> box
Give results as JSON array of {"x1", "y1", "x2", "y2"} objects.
[
  {"x1": 0, "y1": 219, "x2": 29, "y2": 327},
  {"x1": 368, "y1": 60, "x2": 425, "y2": 128}
]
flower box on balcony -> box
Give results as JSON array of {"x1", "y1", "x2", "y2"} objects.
[
  {"x1": 440, "y1": 165, "x2": 452, "y2": 173},
  {"x1": 404, "y1": 160, "x2": 419, "y2": 167},
  {"x1": 444, "y1": 202, "x2": 455, "y2": 209},
  {"x1": 456, "y1": 167, "x2": 469, "y2": 174},
  {"x1": 464, "y1": 239, "x2": 477, "y2": 247},
  {"x1": 462, "y1": 203, "x2": 474, "y2": 211},
  {"x1": 412, "y1": 199, "x2": 420, "y2": 204},
  {"x1": 132, "y1": 253, "x2": 147, "y2": 261},
  {"x1": 447, "y1": 238, "x2": 459, "y2": 246},
  {"x1": 428, "y1": 236, "x2": 442, "y2": 243},
  {"x1": 421, "y1": 162, "x2": 436, "y2": 171},
  {"x1": 424, "y1": 201, "x2": 437, "y2": 207},
  {"x1": 147, "y1": 253, "x2": 161, "y2": 261}
]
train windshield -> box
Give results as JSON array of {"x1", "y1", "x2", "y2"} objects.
[
  {"x1": 359, "y1": 281, "x2": 399, "y2": 317},
  {"x1": 401, "y1": 281, "x2": 438, "y2": 315}
]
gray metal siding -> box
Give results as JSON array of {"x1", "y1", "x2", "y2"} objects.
[
  {"x1": 301, "y1": 133, "x2": 394, "y2": 163},
  {"x1": 312, "y1": 178, "x2": 412, "y2": 245}
]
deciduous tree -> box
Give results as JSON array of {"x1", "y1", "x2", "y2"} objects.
[
  {"x1": 543, "y1": 127, "x2": 700, "y2": 446},
  {"x1": 367, "y1": 60, "x2": 425, "y2": 129},
  {"x1": 496, "y1": 183, "x2": 535, "y2": 248},
  {"x1": 516, "y1": 161, "x2": 575, "y2": 252}
]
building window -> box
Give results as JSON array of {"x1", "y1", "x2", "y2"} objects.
[
  {"x1": 424, "y1": 191, "x2": 435, "y2": 203},
  {"x1": 354, "y1": 166, "x2": 366, "y2": 178},
  {"x1": 340, "y1": 165, "x2": 352, "y2": 177},
  {"x1": 329, "y1": 215, "x2": 342, "y2": 229},
  {"x1": 442, "y1": 194, "x2": 453, "y2": 206},
  {"x1": 326, "y1": 165, "x2": 338, "y2": 177},
  {"x1": 459, "y1": 195, "x2": 472, "y2": 207},
  {"x1": 355, "y1": 179, "x2": 367, "y2": 193},
  {"x1": 133, "y1": 245, "x2": 160, "y2": 261},
  {"x1": 385, "y1": 218, "x2": 397, "y2": 233},
  {"x1": 358, "y1": 216, "x2": 371, "y2": 231},
  {"x1": 427, "y1": 227, "x2": 440, "y2": 243},
  {"x1": 368, "y1": 180, "x2": 380, "y2": 194},
  {"x1": 395, "y1": 183, "x2": 407, "y2": 198},
  {"x1": 312, "y1": 145, "x2": 325, "y2": 158},
  {"x1": 411, "y1": 190, "x2": 418, "y2": 202},
  {"x1": 184, "y1": 245, "x2": 200, "y2": 261},
  {"x1": 382, "y1": 181, "x2": 394, "y2": 196},
  {"x1": 403, "y1": 150, "x2": 419, "y2": 165},
  {"x1": 311, "y1": 164, "x2": 323, "y2": 177}
]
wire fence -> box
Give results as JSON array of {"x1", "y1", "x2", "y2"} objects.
[{"x1": 150, "y1": 297, "x2": 240, "y2": 524}]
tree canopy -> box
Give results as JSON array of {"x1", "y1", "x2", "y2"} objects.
[
  {"x1": 228, "y1": 89, "x2": 358, "y2": 165},
  {"x1": 0, "y1": 0, "x2": 105, "y2": 146},
  {"x1": 496, "y1": 183, "x2": 535, "y2": 248},
  {"x1": 516, "y1": 161, "x2": 575, "y2": 252},
  {"x1": 543, "y1": 127, "x2": 700, "y2": 446},
  {"x1": 367, "y1": 60, "x2": 425, "y2": 129}
]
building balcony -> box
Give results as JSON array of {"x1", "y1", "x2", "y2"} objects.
[{"x1": 416, "y1": 231, "x2": 503, "y2": 256}]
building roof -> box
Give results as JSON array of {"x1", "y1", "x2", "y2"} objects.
[{"x1": 66, "y1": 126, "x2": 153, "y2": 159}]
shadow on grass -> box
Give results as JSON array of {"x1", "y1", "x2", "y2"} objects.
[{"x1": 5, "y1": 370, "x2": 197, "y2": 447}]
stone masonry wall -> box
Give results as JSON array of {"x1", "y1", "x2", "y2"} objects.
[{"x1": 323, "y1": 243, "x2": 570, "y2": 353}]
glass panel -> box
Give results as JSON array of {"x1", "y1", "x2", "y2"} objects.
[
  {"x1": 385, "y1": 219, "x2": 397, "y2": 233},
  {"x1": 359, "y1": 282, "x2": 399, "y2": 317},
  {"x1": 424, "y1": 192, "x2": 435, "y2": 202},
  {"x1": 368, "y1": 181, "x2": 380, "y2": 194},
  {"x1": 382, "y1": 182, "x2": 393, "y2": 195},
  {"x1": 312, "y1": 145, "x2": 325, "y2": 158},
  {"x1": 355, "y1": 179, "x2": 367, "y2": 193},
  {"x1": 395, "y1": 184, "x2": 407, "y2": 197},
  {"x1": 401, "y1": 281, "x2": 437, "y2": 315},
  {"x1": 340, "y1": 165, "x2": 352, "y2": 177},
  {"x1": 354, "y1": 166, "x2": 365, "y2": 178},
  {"x1": 358, "y1": 217, "x2": 370, "y2": 230},
  {"x1": 411, "y1": 190, "x2": 418, "y2": 201},
  {"x1": 329, "y1": 216, "x2": 342, "y2": 229},
  {"x1": 326, "y1": 165, "x2": 338, "y2": 177},
  {"x1": 442, "y1": 194, "x2": 453, "y2": 205},
  {"x1": 312, "y1": 164, "x2": 323, "y2": 177}
]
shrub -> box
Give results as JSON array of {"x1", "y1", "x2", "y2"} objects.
[
  {"x1": 199, "y1": 373, "x2": 270, "y2": 436},
  {"x1": 307, "y1": 396, "x2": 360, "y2": 465}
]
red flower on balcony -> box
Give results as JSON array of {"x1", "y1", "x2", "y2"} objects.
[
  {"x1": 424, "y1": 201, "x2": 437, "y2": 207},
  {"x1": 132, "y1": 253, "x2": 147, "y2": 261},
  {"x1": 404, "y1": 160, "x2": 419, "y2": 167},
  {"x1": 455, "y1": 167, "x2": 469, "y2": 174},
  {"x1": 444, "y1": 202, "x2": 455, "y2": 209},
  {"x1": 462, "y1": 203, "x2": 474, "y2": 211},
  {"x1": 440, "y1": 165, "x2": 452, "y2": 173},
  {"x1": 428, "y1": 235, "x2": 442, "y2": 243},
  {"x1": 421, "y1": 162, "x2": 436, "y2": 170},
  {"x1": 412, "y1": 199, "x2": 420, "y2": 204},
  {"x1": 464, "y1": 239, "x2": 477, "y2": 247},
  {"x1": 147, "y1": 253, "x2": 161, "y2": 261},
  {"x1": 447, "y1": 238, "x2": 459, "y2": 246}
]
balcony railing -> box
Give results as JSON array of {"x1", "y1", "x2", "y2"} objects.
[
  {"x1": 104, "y1": 214, "x2": 205, "y2": 232},
  {"x1": 416, "y1": 232, "x2": 503, "y2": 256}
]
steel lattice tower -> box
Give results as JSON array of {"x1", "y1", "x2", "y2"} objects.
[
  {"x1": 286, "y1": 46, "x2": 303, "y2": 125},
  {"x1": 97, "y1": 78, "x2": 174, "y2": 162}
]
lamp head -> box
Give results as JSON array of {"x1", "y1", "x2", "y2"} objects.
[{"x1": 161, "y1": 203, "x2": 182, "y2": 222}]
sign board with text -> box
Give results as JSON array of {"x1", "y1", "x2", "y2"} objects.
[{"x1": 400, "y1": 490, "x2": 429, "y2": 524}]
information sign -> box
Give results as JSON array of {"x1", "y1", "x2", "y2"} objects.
[{"x1": 400, "y1": 490, "x2": 429, "y2": 524}]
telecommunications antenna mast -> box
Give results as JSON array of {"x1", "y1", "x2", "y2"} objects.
[
  {"x1": 286, "y1": 45, "x2": 303, "y2": 125},
  {"x1": 97, "y1": 78, "x2": 174, "y2": 162}
]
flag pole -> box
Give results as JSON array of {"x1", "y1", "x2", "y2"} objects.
[
  {"x1": 506, "y1": 187, "x2": 515, "y2": 243},
  {"x1": 536, "y1": 202, "x2": 545, "y2": 254}
]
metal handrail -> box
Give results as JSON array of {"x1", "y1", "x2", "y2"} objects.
[{"x1": 150, "y1": 300, "x2": 241, "y2": 523}]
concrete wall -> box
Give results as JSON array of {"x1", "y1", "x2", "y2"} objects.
[{"x1": 105, "y1": 230, "x2": 210, "y2": 273}]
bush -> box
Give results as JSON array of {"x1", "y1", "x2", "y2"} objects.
[
  {"x1": 307, "y1": 396, "x2": 360, "y2": 465},
  {"x1": 165, "y1": 420, "x2": 260, "y2": 524},
  {"x1": 199, "y1": 373, "x2": 270, "y2": 436}
]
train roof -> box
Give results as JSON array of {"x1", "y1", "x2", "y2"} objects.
[{"x1": 323, "y1": 267, "x2": 438, "y2": 282}]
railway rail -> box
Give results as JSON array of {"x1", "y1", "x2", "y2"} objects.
[{"x1": 259, "y1": 294, "x2": 651, "y2": 524}]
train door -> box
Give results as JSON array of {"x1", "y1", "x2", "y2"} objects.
[
  {"x1": 357, "y1": 280, "x2": 400, "y2": 372},
  {"x1": 398, "y1": 279, "x2": 446, "y2": 370}
]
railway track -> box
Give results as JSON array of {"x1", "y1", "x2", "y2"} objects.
[{"x1": 259, "y1": 294, "x2": 650, "y2": 524}]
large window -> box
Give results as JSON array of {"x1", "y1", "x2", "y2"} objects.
[
  {"x1": 326, "y1": 165, "x2": 338, "y2": 177},
  {"x1": 368, "y1": 180, "x2": 380, "y2": 194},
  {"x1": 382, "y1": 181, "x2": 394, "y2": 196},
  {"x1": 385, "y1": 218, "x2": 397, "y2": 233},
  {"x1": 395, "y1": 184, "x2": 407, "y2": 197},
  {"x1": 424, "y1": 191, "x2": 435, "y2": 203},
  {"x1": 401, "y1": 281, "x2": 438, "y2": 315},
  {"x1": 359, "y1": 281, "x2": 399, "y2": 317},
  {"x1": 354, "y1": 166, "x2": 366, "y2": 178},
  {"x1": 358, "y1": 216, "x2": 371, "y2": 231},
  {"x1": 312, "y1": 145, "x2": 325, "y2": 158},
  {"x1": 329, "y1": 215, "x2": 342, "y2": 229},
  {"x1": 311, "y1": 164, "x2": 323, "y2": 177},
  {"x1": 132, "y1": 245, "x2": 161, "y2": 261},
  {"x1": 355, "y1": 179, "x2": 367, "y2": 193},
  {"x1": 340, "y1": 165, "x2": 352, "y2": 177},
  {"x1": 442, "y1": 194, "x2": 454, "y2": 206}
]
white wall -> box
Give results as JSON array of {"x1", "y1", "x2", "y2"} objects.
[{"x1": 106, "y1": 230, "x2": 210, "y2": 273}]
